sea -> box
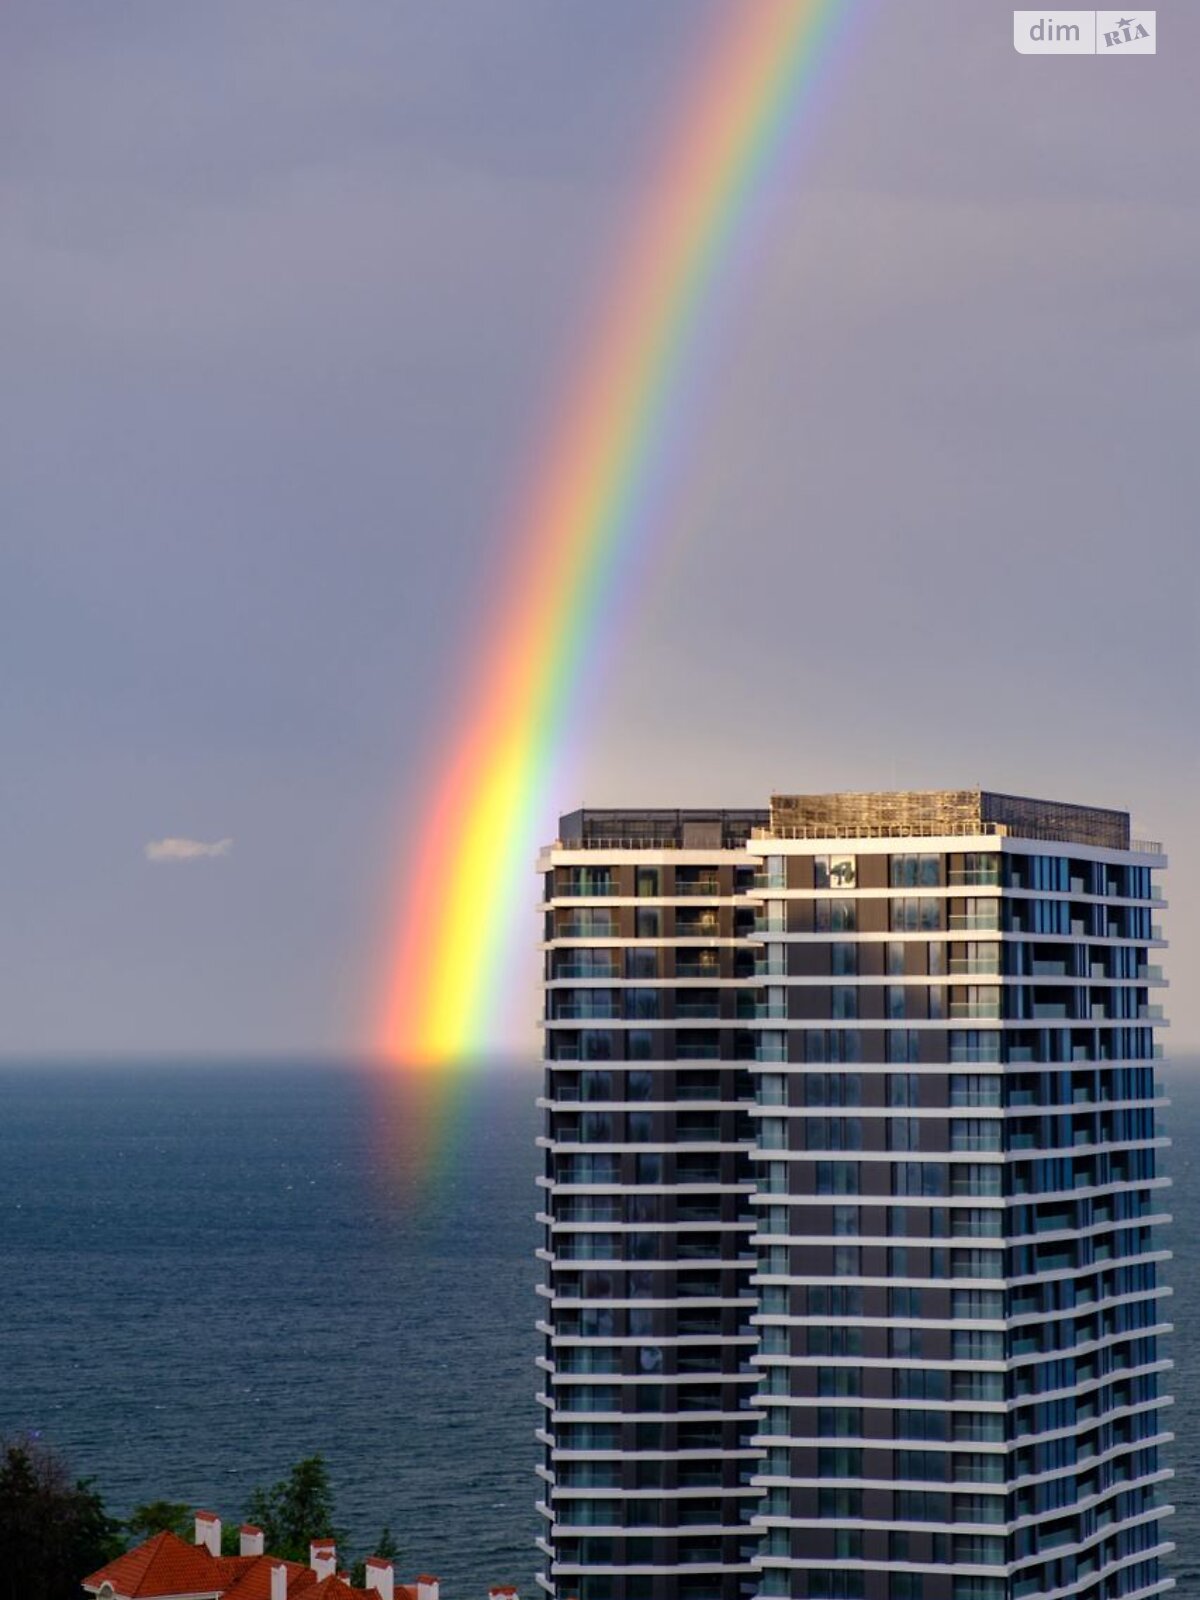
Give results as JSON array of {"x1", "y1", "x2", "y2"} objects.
[{"x1": 0, "y1": 1057, "x2": 1196, "y2": 1597}]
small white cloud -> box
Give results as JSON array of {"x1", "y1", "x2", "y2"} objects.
[{"x1": 145, "y1": 836, "x2": 233, "y2": 863}]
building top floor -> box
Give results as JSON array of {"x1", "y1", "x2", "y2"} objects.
[{"x1": 552, "y1": 791, "x2": 1157, "y2": 859}]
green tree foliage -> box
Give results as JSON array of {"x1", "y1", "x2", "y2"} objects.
[
  {"x1": 349, "y1": 1524, "x2": 400, "y2": 1587},
  {"x1": 127, "y1": 1500, "x2": 191, "y2": 1539},
  {"x1": 0, "y1": 1438, "x2": 122, "y2": 1600},
  {"x1": 242, "y1": 1455, "x2": 344, "y2": 1563}
]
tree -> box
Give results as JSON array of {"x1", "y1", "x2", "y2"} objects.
[
  {"x1": 242, "y1": 1455, "x2": 343, "y2": 1563},
  {"x1": 349, "y1": 1524, "x2": 400, "y2": 1588},
  {"x1": 127, "y1": 1500, "x2": 191, "y2": 1539},
  {"x1": 0, "y1": 1438, "x2": 123, "y2": 1600}
]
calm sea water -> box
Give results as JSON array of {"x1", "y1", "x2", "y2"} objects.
[
  {"x1": 0, "y1": 1058, "x2": 1195, "y2": 1596},
  {"x1": 0, "y1": 1061, "x2": 542, "y2": 1596}
]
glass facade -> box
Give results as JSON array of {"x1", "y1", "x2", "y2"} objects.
[{"x1": 538, "y1": 797, "x2": 1172, "y2": 1600}]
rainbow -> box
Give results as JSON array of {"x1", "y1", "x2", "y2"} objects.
[{"x1": 377, "y1": 0, "x2": 854, "y2": 1078}]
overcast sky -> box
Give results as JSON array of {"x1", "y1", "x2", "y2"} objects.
[{"x1": 2, "y1": 1, "x2": 1196, "y2": 1057}]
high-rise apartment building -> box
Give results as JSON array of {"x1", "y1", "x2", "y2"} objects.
[{"x1": 536, "y1": 791, "x2": 1172, "y2": 1600}]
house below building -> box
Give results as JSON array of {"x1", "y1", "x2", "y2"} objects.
[{"x1": 82, "y1": 1511, "x2": 517, "y2": 1600}]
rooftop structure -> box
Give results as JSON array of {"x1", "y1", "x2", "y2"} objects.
[
  {"x1": 765, "y1": 789, "x2": 1134, "y2": 850},
  {"x1": 81, "y1": 1514, "x2": 472, "y2": 1600}
]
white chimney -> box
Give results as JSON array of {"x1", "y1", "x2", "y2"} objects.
[
  {"x1": 416, "y1": 1578, "x2": 440, "y2": 1600},
  {"x1": 310, "y1": 1541, "x2": 337, "y2": 1582},
  {"x1": 270, "y1": 1561, "x2": 288, "y2": 1600},
  {"x1": 194, "y1": 1512, "x2": 221, "y2": 1556},
  {"x1": 240, "y1": 1525, "x2": 265, "y2": 1558},
  {"x1": 365, "y1": 1558, "x2": 395, "y2": 1600}
]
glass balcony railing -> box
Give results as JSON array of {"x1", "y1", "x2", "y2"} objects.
[{"x1": 950, "y1": 1087, "x2": 1003, "y2": 1108}]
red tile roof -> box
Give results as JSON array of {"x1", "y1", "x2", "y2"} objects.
[
  {"x1": 82, "y1": 1531, "x2": 225, "y2": 1598},
  {"x1": 220, "y1": 1557, "x2": 317, "y2": 1600},
  {"x1": 84, "y1": 1530, "x2": 430, "y2": 1600}
]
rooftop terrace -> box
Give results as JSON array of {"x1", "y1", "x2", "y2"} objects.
[{"x1": 556, "y1": 791, "x2": 1143, "y2": 852}]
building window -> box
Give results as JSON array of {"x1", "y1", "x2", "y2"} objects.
[
  {"x1": 832, "y1": 985, "x2": 858, "y2": 1020},
  {"x1": 888, "y1": 1074, "x2": 920, "y2": 1107},
  {"x1": 891, "y1": 898, "x2": 940, "y2": 932},
  {"x1": 819, "y1": 1368, "x2": 862, "y2": 1399},
  {"x1": 815, "y1": 900, "x2": 857, "y2": 933},
  {"x1": 806, "y1": 1073, "x2": 862, "y2": 1107},
  {"x1": 817, "y1": 1162, "x2": 861, "y2": 1196},
  {"x1": 819, "y1": 1486, "x2": 863, "y2": 1516},
  {"x1": 831, "y1": 942, "x2": 858, "y2": 976},
  {"x1": 887, "y1": 1031, "x2": 921, "y2": 1064},
  {"x1": 815, "y1": 855, "x2": 858, "y2": 889},
  {"x1": 888, "y1": 1118, "x2": 920, "y2": 1152},
  {"x1": 891, "y1": 854, "x2": 941, "y2": 887}
]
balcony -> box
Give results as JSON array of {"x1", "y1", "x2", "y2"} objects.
[
  {"x1": 677, "y1": 1002, "x2": 722, "y2": 1020},
  {"x1": 951, "y1": 1132, "x2": 1003, "y2": 1153},
  {"x1": 950, "y1": 1087, "x2": 1003, "y2": 1108},
  {"x1": 677, "y1": 1122, "x2": 722, "y2": 1143},
  {"x1": 951, "y1": 1002, "x2": 1002, "y2": 1020},
  {"x1": 557, "y1": 922, "x2": 616, "y2": 940},
  {"x1": 949, "y1": 915, "x2": 1001, "y2": 931},
  {"x1": 678, "y1": 1077, "x2": 724, "y2": 1102},
  {"x1": 675, "y1": 879, "x2": 723, "y2": 897},
  {"x1": 677, "y1": 961, "x2": 724, "y2": 979},
  {"x1": 949, "y1": 959, "x2": 1001, "y2": 976},
  {"x1": 553, "y1": 964, "x2": 619, "y2": 981},
  {"x1": 948, "y1": 870, "x2": 1001, "y2": 886}
]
